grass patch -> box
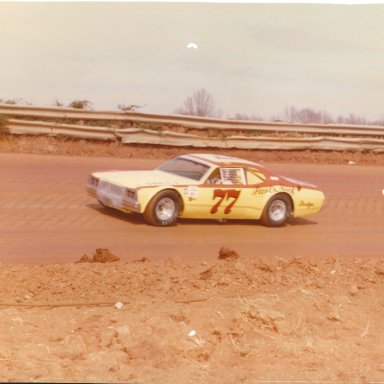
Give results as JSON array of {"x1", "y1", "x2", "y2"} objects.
[{"x1": 0, "y1": 115, "x2": 9, "y2": 138}]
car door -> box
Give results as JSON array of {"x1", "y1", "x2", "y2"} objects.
[{"x1": 181, "y1": 167, "x2": 261, "y2": 219}]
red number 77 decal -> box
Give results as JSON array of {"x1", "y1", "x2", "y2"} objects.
[{"x1": 210, "y1": 189, "x2": 241, "y2": 214}]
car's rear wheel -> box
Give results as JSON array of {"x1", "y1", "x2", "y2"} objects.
[
  {"x1": 261, "y1": 194, "x2": 291, "y2": 227},
  {"x1": 144, "y1": 190, "x2": 180, "y2": 226}
]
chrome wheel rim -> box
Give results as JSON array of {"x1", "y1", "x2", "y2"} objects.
[
  {"x1": 269, "y1": 199, "x2": 287, "y2": 222},
  {"x1": 156, "y1": 197, "x2": 176, "y2": 221}
]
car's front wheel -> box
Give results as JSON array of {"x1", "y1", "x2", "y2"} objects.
[
  {"x1": 144, "y1": 190, "x2": 180, "y2": 226},
  {"x1": 261, "y1": 194, "x2": 291, "y2": 227}
]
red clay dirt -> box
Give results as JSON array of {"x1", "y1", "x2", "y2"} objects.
[{"x1": 1, "y1": 136, "x2": 384, "y2": 383}]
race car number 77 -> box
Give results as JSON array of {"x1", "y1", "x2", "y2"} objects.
[{"x1": 210, "y1": 189, "x2": 241, "y2": 214}]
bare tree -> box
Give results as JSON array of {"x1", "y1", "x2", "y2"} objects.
[
  {"x1": 284, "y1": 106, "x2": 333, "y2": 124},
  {"x1": 68, "y1": 100, "x2": 93, "y2": 110},
  {"x1": 53, "y1": 99, "x2": 65, "y2": 107},
  {"x1": 230, "y1": 113, "x2": 263, "y2": 122},
  {"x1": 175, "y1": 89, "x2": 221, "y2": 117},
  {"x1": 0, "y1": 98, "x2": 30, "y2": 105}
]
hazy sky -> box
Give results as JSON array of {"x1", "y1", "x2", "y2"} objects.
[{"x1": 1, "y1": 2, "x2": 384, "y2": 120}]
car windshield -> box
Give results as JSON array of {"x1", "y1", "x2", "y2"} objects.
[{"x1": 158, "y1": 157, "x2": 210, "y2": 181}]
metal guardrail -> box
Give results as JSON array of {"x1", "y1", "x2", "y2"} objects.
[{"x1": 1, "y1": 104, "x2": 384, "y2": 152}]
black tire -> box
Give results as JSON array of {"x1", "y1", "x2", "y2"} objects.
[
  {"x1": 143, "y1": 190, "x2": 180, "y2": 226},
  {"x1": 261, "y1": 194, "x2": 291, "y2": 227}
]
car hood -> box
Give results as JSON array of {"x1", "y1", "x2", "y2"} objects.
[{"x1": 93, "y1": 170, "x2": 198, "y2": 188}]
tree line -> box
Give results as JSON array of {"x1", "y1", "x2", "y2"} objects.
[
  {"x1": 2, "y1": 90, "x2": 384, "y2": 126},
  {"x1": 175, "y1": 89, "x2": 384, "y2": 126}
]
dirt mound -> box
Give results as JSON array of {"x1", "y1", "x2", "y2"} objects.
[
  {"x1": 1, "y1": 251, "x2": 384, "y2": 382},
  {"x1": 77, "y1": 248, "x2": 120, "y2": 263},
  {"x1": 217, "y1": 246, "x2": 239, "y2": 260}
]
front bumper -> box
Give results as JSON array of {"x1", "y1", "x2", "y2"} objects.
[{"x1": 86, "y1": 184, "x2": 141, "y2": 213}]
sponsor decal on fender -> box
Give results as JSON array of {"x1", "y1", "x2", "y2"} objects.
[{"x1": 299, "y1": 200, "x2": 315, "y2": 208}]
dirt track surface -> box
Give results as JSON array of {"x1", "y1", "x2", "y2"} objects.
[
  {"x1": 1, "y1": 145, "x2": 384, "y2": 383},
  {"x1": 0, "y1": 152, "x2": 383, "y2": 264}
]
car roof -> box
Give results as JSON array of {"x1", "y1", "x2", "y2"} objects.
[{"x1": 182, "y1": 153, "x2": 264, "y2": 168}]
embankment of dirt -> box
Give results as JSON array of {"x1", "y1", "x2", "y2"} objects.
[
  {"x1": 1, "y1": 135, "x2": 384, "y2": 165},
  {"x1": 1, "y1": 247, "x2": 384, "y2": 383}
]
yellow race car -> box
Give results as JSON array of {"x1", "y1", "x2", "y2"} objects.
[{"x1": 87, "y1": 153, "x2": 324, "y2": 227}]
